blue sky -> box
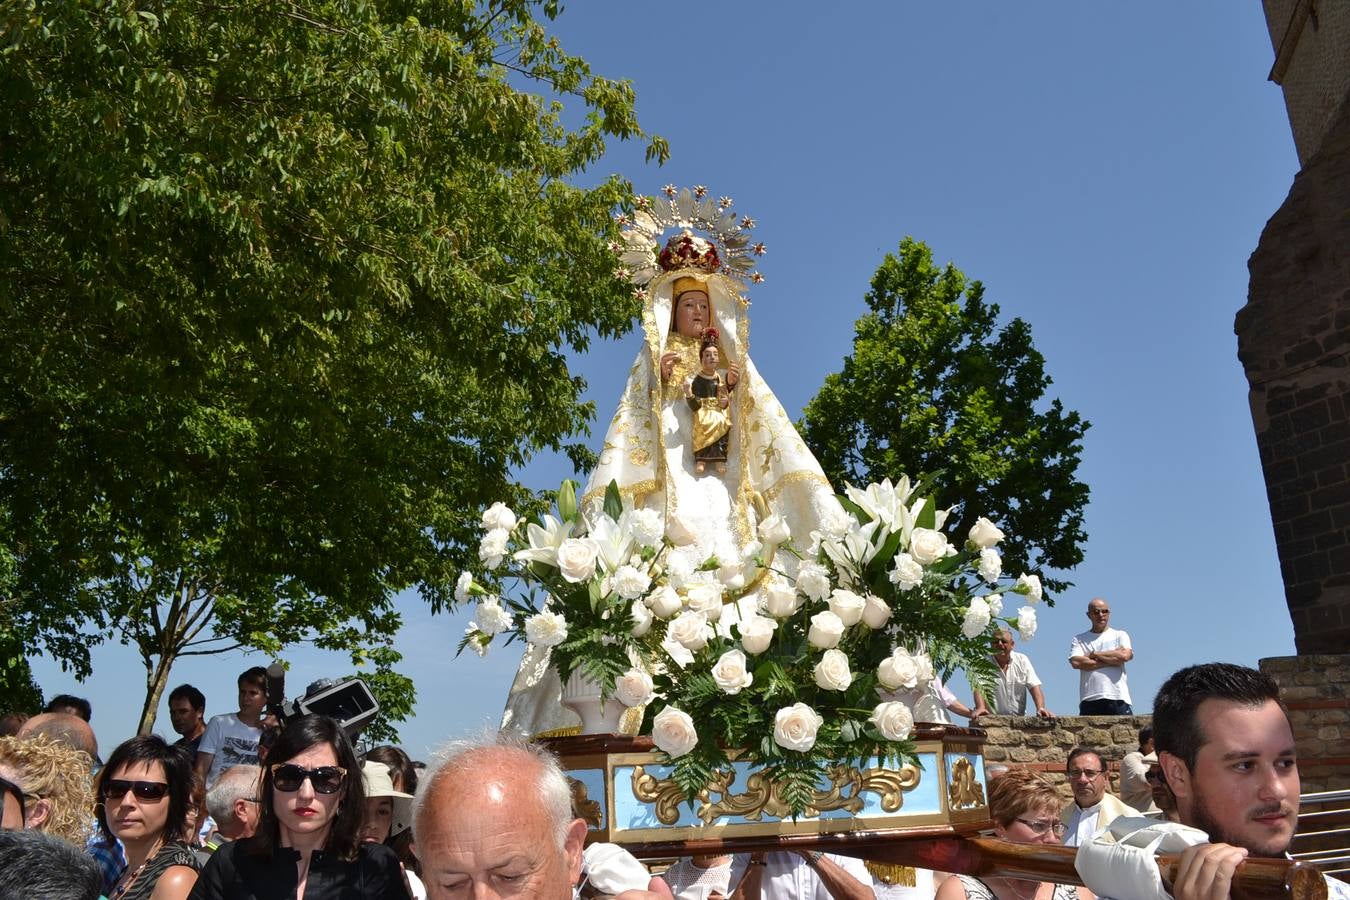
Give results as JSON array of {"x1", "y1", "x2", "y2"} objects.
[{"x1": 33, "y1": 3, "x2": 1302, "y2": 759}]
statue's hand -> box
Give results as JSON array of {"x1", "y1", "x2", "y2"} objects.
[
  {"x1": 726, "y1": 364, "x2": 740, "y2": 388},
  {"x1": 660, "y1": 351, "x2": 678, "y2": 382}
]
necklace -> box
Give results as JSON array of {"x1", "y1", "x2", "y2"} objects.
[{"x1": 112, "y1": 840, "x2": 163, "y2": 899}]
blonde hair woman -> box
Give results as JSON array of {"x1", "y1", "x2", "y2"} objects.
[{"x1": 0, "y1": 733, "x2": 95, "y2": 845}]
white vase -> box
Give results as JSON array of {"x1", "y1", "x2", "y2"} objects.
[{"x1": 560, "y1": 669, "x2": 627, "y2": 735}]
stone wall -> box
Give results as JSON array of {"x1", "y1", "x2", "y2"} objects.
[
  {"x1": 1260, "y1": 652, "x2": 1350, "y2": 793},
  {"x1": 977, "y1": 714, "x2": 1149, "y2": 800},
  {"x1": 1262, "y1": 0, "x2": 1350, "y2": 166},
  {"x1": 1237, "y1": 80, "x2": 1350, "y2": 655}
]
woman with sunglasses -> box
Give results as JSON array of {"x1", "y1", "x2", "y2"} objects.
[
  {"x1": 96, "y1": 735, "x2": 200, "y2": 900},
  {"x1": 935, "y1": 770, "x2": 1096, "y2": 900},
  {"x1": 189, "y1": 714, "x2": 409, "y2": 899}
]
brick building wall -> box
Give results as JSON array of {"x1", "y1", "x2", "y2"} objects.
[
  {"x1": 1260, "y1": 652, "x2": 1350, "y2": 793},
  {"x1": 978, "y1": 714, "x2": 1149, "y2": 801}
]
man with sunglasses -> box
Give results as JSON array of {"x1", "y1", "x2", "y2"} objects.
[
  {"x1": 1069, "y1": 597, "x2": 1133, "y2": 715},
  {"x1": 1061, "y1": 747, "x2": 1141, "y2": 848},
  {"x1": 972, "y1": 628, "x2": 1054, "y2": 718}
]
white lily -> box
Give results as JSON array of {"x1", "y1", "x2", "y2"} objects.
[
  {"x1": 512, "y1": 514, "x2": 574, "y2": 567},
  {"x1": 587, "y1": 512, "x2": 636, "y2": 575},
  {"x1": 844, "y1": 477, "x2": 912, "y2": 531}
]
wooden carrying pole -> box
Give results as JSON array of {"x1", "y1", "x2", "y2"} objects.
[{"x1": 630, "y1": 834, "x2": 1328, "y2": 900}]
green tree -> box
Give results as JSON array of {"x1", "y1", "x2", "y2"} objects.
[
  {"x1": 800, "y1": 238, "x2": 1089, "y2": 596},
  {"x1": 0, "y1": 0, "x2": 665, "y2": 733}
]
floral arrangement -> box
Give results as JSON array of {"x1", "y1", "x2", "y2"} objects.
[{"x1": 458, "y1": 476, "x2": 1044, "y2": 815}]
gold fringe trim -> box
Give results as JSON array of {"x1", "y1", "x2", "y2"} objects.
[{"x1": 865, "y1": 862, "x2": 917, "y2": 886}]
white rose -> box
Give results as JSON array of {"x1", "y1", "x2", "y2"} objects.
[
  {"x1": 622, "y1": 508, "x2": 664, "y2": 548},
  {"x1": 738, "y1": 614, "x2": 777, "y2": 655},
  {"x1": 645, "y1": 584, "x2": 683, "y2": 619},
  {"x1": 473, "y1": 597, "x2": 512, "y2": 636},
  {"x1": 827, "y1": 589, "x2": 866, "y2": 627},
  {"x1": 986, "y1": 593, "x2": 1004, "y2": 616},
  {"x1": 762, "y1": 580, "x2": 802, "y2": 618},
  {"x1": 862, "y1": 594, "x2": 893, "y2": 629},
  {"x1": 665, "y1": 551, "x2": 696, "y2": 587},
  {"x1": 478, "y1": 528, "x2": 510, "y2": 570},
  {"x1": 1016, "y1": 573, "x2": 1044, "y2": 603},
  {"x1": 711, "y1": 649, "x2": 754, "y2": 695},
  {"x1": 740, "y1": 540, "x2": 764, "y2": 565},
  {"x1": 807, "y1": 610, "x2": 845, "y2": 649},
  {"x1": 454, "y1": 571, "x2": 474, "y2": 604},
  {"x1": 629, "y1": 599, "x2": 653, "y2": 637},
  {"x1": 684, "y1": 581, "x2": 725, "y2": 623},
  {"x1": 757, "y1": 514, "x2": 791, "y2": 546},
  {"x1": 773, "y1": 702, "x2": 824, "y2": 753},
  {"x1": 523, "y1": 611, "x2": 568, "y2": 648},
  {"x1": 652, "y1": 706, "x2": 698, "y2": 757},
  {"x1": 666, "y1": 515, "x2": 697, "y2": 547},
  {"x1": 614, "y1": 668, "x2": 654, "y2": 708},
  {"x1": 870, "y1": 701, "x2": 915, "y2": 741},
  {"x1": 1017, "y1": 605, "x2": 1038, "y2": 640},
  {"x1": 962, "y1": 597, "x2": 992, "y2": 639},
  {"x1": 978, "y1": 548, "x2": 1002, "y2": 584},
  {"x1": 795, "y1": 561, "x2": 831, "y2": 601},
  {"x1": 889, "y1": 553, "x2": 924, "y2": 590},
  {"x1": 716, "y1": 558, "x2": 746, "y2": 590},
  {"x1": 556, "y1": 538, "x2": 600, "y2": 583},
  {"x1": 481, "y1": 501, "x2": 517, "y2": 532},
  {"x1": 908, "y1": 527, "x2": 953, "y2": 565},
  {"x1": 878, "y1": 648, "x2": 919, "y2": 691},
  {"x1": 668, "y1": 611, "x2": 711, "y2": 651},
  {"x1": 612, "y1": 564, "x2": 652, "y2": 601},
  {"x1": 912, "y1": 652, "x2": 935, "y2": 689},
  {"x1": 813, "y1": 649, "x2": 853, "y2": 691},
  {"x1": 968, "y1": 517, "x2": 1004, "y2": 549}
]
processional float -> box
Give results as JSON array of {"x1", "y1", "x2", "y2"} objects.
[{"x1": 458, "y1": 187, "x2": 1321, "y2": 900}]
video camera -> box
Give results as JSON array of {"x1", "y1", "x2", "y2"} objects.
[{"x1": 264, "y1": 661, "x2": 380, "y2": 741}]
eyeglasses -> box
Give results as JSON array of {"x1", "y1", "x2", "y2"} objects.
[
  {"x1": 102, "y1": 780, "x2": 171, "y2": 802},
  {"x1": 270, "y1": 764, "x2": 347, "y2": 794},
  {"x1": 0, "y1": 776, "x2": 27, "y2": 822},
  {"x1": 1088, "y1": 609, "x2": 1110, "y2": 616},
  {"x1": 1067, "y1": 768, "x2": 1103, "y2": 780},
  {"x1": 1015, "y1": 818, "x2": 1067, "y2": 837}
]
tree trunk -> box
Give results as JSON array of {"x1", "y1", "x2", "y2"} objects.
[{"x1": 138, "y1": 648, "x2": 178, "y2": 735}]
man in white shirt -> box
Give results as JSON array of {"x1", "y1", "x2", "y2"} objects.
[
  {"x1": 664, "y1": 851, "x2": 874, "y2": 900},
  {"x1": 1060, "y1": 747, "x2": 1141, "y2": 847},
  {"x1": 194, "y1": 666, "x2": 268, "y2": 790},
  {"x1": 1068, "y1": 597, "x2": 1133, "y2": 715},
  {"x1": 1117, "y1": 725, "x2": 1156, "y2": 812},
  {"x1": 971, "y1": 628, "x2": 1053, "y2": 718}
]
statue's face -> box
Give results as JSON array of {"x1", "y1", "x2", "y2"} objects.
[
  {"x1": 700, "y1": 345, "x2": 720, "y2": 369},
  {"x1": 673, "y1": 290, "x2": 710, "y2": 338}
]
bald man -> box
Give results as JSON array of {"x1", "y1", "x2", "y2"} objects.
[
  {"x1": 17, "y1": 713, "x2": 98, "y2": 763},
  {"x1": 413, "y1": 734, "x2": 671, "y2": 900}
]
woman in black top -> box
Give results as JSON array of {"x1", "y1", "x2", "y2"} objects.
[
  {"x1": 189, "y1": 715, "x2": 408, "y2": 900},
  {"x1": 97, "y1": 736, "x2": 200, "y2": 900}
]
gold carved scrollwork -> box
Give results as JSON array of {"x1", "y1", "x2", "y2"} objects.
[
  {"x1": 947, "y1": 757, "x2": 986, "y2": 810},
  {"x1": 568, "y1": 777, "x2": 604, "y2": 829},
  {"x1": 630, "y1": 763, "x2": 921, "y2": 826}
]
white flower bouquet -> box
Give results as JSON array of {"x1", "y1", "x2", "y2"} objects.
[{"x1": 460, "y1": 476, "x2": 1044, "y2": 816}]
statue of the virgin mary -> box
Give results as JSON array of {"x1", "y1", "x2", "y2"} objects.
[{"x1": 502, "y1": 188, "x2": 847, "y2": 736}]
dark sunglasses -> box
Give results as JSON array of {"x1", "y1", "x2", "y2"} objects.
[
  {"x1": 0, "y1": 775, "x2": 27, "y2": 822},
  {"x1": 270, "y1": 764, "x2": 347, "y2": 794},
  {"x1": 102, "y1": 779, "x2": 171, "y2": 802}
]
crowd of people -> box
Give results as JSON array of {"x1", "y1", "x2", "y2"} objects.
[{"x1": 0, "y1": 657, "x2": 1344, "y2": 900}]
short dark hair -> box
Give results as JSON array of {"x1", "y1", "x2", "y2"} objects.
[
  {"x1": 247, "y1": 715, "x2": 364, "y2": 862},
  {"x1": 1137, "y1": 725, "x2": 1153, "y2": 746},
  {"x1": 96, "y1": 735, "x2": 196, "y2": 845},
  {"x1": 42, "y1": 695, "x2": 91, "y2": 722},
  {"x1": 0, "y1": 829, "x2": 104, "y2": 900},
  {"x1": 238, "y1": 667, "x2": 269, "y2": 692},
  {"x1": 168, "y1": 684, "x2": 206, "y2": 712},
  {"x1": 1153, "y1": 663, "x2": 1284, "y2": 771},
  {"x1": 365, "y1": 745, "x2": 418, "y2": 795},
  {"x1": 1066, "y1": 747, "x2": 1103, "y2": 772}
]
